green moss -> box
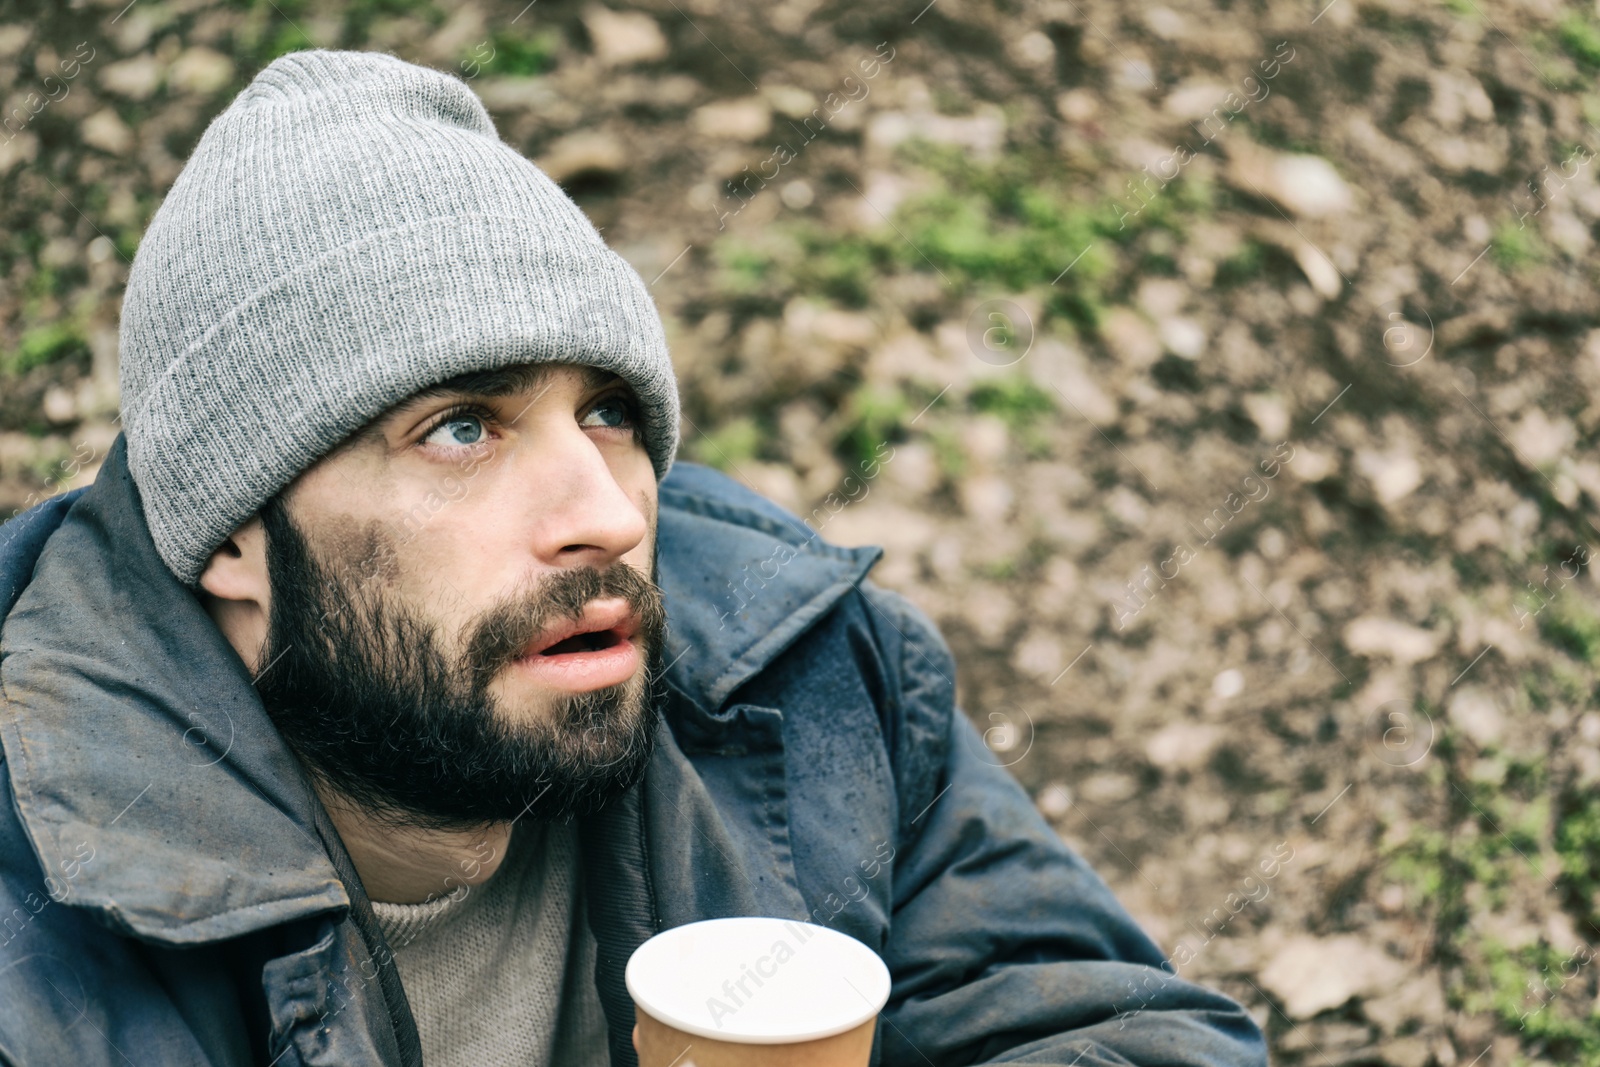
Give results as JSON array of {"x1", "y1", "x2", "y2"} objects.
[
  {"x1": 5, "y1": 323, "x2": 87, "y2": 377},
  {"x1": 836, "y1": 383, "x2": 909, "y2": 472},
  {"x1": 264, "y1": 22, "x2": 315, "y2": 59},
  {"x1": 1541, "y1": 599, "x2": 1600, "y2": 666},
  {"x1": 886, "y1": 139, "x2": 1124, "y2": 298},
  {"x1": 471, "y1": 30, "x2": 560, "y2": 78},
  {"x1": 973, "y1": 557, "x2": 1017, "y2": 580},
  {"x1": 926, "y1": 425, "x2": 967, "y2": 482},
  {"x1": 1558, "y1": 12, "x2": 1600, "y2": 70},
  {"x1": 1213, "y1": 240, "x2": 1266, "y2": 287},
  {"x1": 1491, "y1": 221, "x2": 1546, "y2": 270},
  {"x1": 793, "y1": 236, "x2": 878, "y2": 309},
  {"x1": 1556, "y1": 784, "x2": 1600, "y2": 914},
  {"x1": 969, "y1": 375, "x2": 1057, "y2": 432},
  {"x1": 685, "y1": 416, "x2": 764, "y2": 471}
]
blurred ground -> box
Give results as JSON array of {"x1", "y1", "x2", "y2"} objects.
[{"x1": 5, "y1": 0, "x2": 1600, "y2": 1063}]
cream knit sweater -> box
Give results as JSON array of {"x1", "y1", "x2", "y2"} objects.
[{"x1": 370, "y1": 818, "x2": 612, "y2": 1066}]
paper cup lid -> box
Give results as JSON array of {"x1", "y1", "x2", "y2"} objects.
[{"x1": 625, "y1": 917, "x2": 891, "y2": 1043}]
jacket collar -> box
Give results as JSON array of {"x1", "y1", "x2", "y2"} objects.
[
  {"x1": 655, "y1": 466, "x2": 882, "y2": 712},
  {"x1": 0, "y1": 435, "x2": 881, "y2": 944},
  {"x1": 0, "y1": 434, "x2": 349, "y2": 943}
]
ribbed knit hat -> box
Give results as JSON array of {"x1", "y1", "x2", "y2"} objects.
[{"x1": 118, "y1": 49, "x2": 680, "y2": 590}]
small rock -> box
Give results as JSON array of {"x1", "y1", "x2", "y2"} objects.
[
  {"x1": 1509, "y1": 409, "x2": 1575, "y2": 467},
  {"x1": 779, "y1": 179, "x2": 813, "y2": 209},
  {"x1": 167, "y1": 46, "x2": 233, "y2": 94},
  {"x1": 1099, "y1": 307, "x2": 1161, "y2": 369},
  {"x1": 1269, "y1": 154, "x2": 1354, "y2": 217},
  {"x1": 1354, "y1": 447, "x2": 1422, "y2": 505},
  {"x1": 1036, "y1": 782, "x2": 1072, "y2": 818},
  {"x1": 1056, "y1": 89, "x2": 1098, "y2": 123},
  {"x1": 1136, "y1": 277, "x2": 1187, "y2": 318},
  {"x1": 1242, "y1": 394, "x2": 1290, "y2": 440},
  {"x1": 583, "y1": 6, "x2": 668, "y2": 67},
  {"x1": 99, "y1": 55, "x2": 163, "y2": 100},
  {"x1": 0, "y1": 24, "x2": 31, "y2": 58},
  {"x1": 762, "y1": 84, "x2": 817, "y2": 119},
  {"x1": 1344, "y1": 617, "x2": 1440, "y2": 665},
  {"x1": 1452, "y1": 512, "x2": 1500, "y2": 554},
  {"x1": 1379, "y1": 1035, "x2": 1434, "y2": 1067},
  {"x1": 1363, "y1": 969, "x2": 1446, "y2": 1034},
  {"x1": 1162, "y1": 81, "x2": 1229, "y2": 121},
  {"x1": 39, "y1": 237, "x2": 78, "y2": 269},
  {"x1": 421, "y1": 3, "x2": 486, "y2": 63},
  {"x1": 81, "y1": 108, "x2": 134, "y2": 155},
  {"x1": 1212, "y1": 668, "x2": 1244, "y2": 699},
  {"x1": 1141, "y1": 5, "x2": 1187, "y2": 38},
  {"x1": 1228, "y1": 142, "x2": 1354, "y2": 218},
  {"x1": 1158, "y1": 316, "x2": 1206, "y2": 359},
  {"x1": 1013, "y1": 630, "x2": 1065, "y2": 682},
  {"x1": 1145, "y1": 721, "x2": 1223, "y2": 771},
  {"x1": 536, "y1": 130, "x2": 626, "y2": 182},
  {"x1": 1448, "y1": 687, "x2": 1503, "y2": 748},
  {"x1": 865, "y1": 107, "x2": 1004, "y2": 164},
  {"x1": 474, "y1": 77, "x2": 559, "y2": 112},
  {"x1": 958, "y1": 474, "x2": 1012, "y2": 523},
  {"x1": 1078, "y1": 772, "x2": 1139, "y2": 803},
  {"x1": 1105, "y1": 485, "x2": 1147, "y2": 526},
  {"x1": 1259, "y1": 934, "x2": 1406, "y2": 1019},
  {"x1": 1284, "y1": 445, "x2": 1337, "y2": 482},
  {"x1": 1116, "y1": 55, "x2": 1156, "y2": 92},
  {"x1": 1054, "y1": 367, "x2": 1117, "y2": 425},
  {"x1": 42, "y1": 385, "x2": 76, "y2": 424},
  {"x1": 692, "y1": 96, "x2": 771, "y2": 141},
  {"x1": 1012, "y1": 30, "x2": 1054, "y2": 68},
  {"x1": 960, "y1": 415, "x2": 1009, "y2": 467},
  {"x1": 1294, "y1": 242, "x2": 1343, "y2": 299}
]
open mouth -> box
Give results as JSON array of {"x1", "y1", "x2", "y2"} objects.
[{"x1": 538, "y1": 630, "x2": 624, "y2": 655}]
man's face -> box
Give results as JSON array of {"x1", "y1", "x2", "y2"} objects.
[{"x1": 247, "y1": 362, "x2": 667, "y2": 830}]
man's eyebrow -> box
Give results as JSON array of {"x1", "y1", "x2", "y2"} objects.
[{"x1": 350, "y1": 363, "x2": 626, "y2": 446}]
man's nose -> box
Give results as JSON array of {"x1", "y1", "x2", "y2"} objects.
[{"x1": 516, "y1": 420, "x2": 649, "y2": 566}]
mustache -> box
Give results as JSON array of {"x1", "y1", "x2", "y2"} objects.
[{"x1": 461, "y1": 559, "x2": 668, "y2": 687}]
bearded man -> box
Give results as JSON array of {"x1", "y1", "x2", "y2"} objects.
[{"x1": 0, "y1": 49, "x2": 1265, "y2": 1067}]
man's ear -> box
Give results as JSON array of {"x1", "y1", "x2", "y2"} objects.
[
  {"x1": 198, "y1": 513, "x2": 270, "y2": 606},
  {"x1": 198, "y1": 513, "x2": 273, "y2": 673}
]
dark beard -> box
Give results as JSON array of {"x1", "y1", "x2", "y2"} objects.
[{"x1": 250, "y1": 491, "x2": 665, "y2": 832}]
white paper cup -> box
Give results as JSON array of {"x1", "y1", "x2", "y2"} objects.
[{"x1": 626, "y1": 916, "x2": 891, "y2": 1067}]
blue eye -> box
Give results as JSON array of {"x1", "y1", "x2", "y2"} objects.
[
  {"x1": 582, "y1": 393, "x2": 639, "y2": 431},
  {"x1": 421, "y1": 409, "x2": 489, "y2": 448}
]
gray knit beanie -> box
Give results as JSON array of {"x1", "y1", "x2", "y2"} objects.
[{"x1": 118, "y1": 49, "x2": 680, "y2": 590}]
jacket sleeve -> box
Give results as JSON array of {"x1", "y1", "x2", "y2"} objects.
[{"x1": 858, "y1": 581, "x2": 1267, "y2": 1067}]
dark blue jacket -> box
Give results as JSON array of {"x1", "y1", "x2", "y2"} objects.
[{"x1": 0, "y1": 433, "x2": 1266, "y2": 1066}]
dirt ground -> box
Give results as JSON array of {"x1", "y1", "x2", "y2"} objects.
[{"x1": 5, "y1": 0, "x2": 1600, "y2": 1063}]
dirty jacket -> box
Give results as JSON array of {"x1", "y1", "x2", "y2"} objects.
[{"x1": 0, "y1": 432, "x2": 1267, "y2": 1066}]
